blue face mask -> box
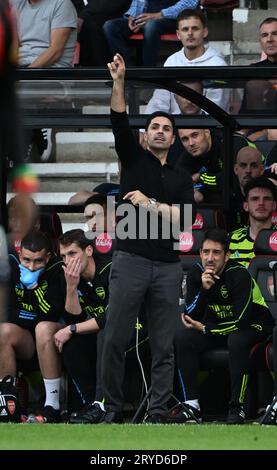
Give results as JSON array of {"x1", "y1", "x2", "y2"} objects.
[{"x1": 19, "y1": 264, "x2": 44, "y2": 289}]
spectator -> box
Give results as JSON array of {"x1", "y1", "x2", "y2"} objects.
[
  {"x1": 143, "y1": 9, "x2": 229, "y2": 112},
  {"x1": 229, "y1": 146, "x2": 265, "y2": 230},
  {"x1": 241, "y1": 17, "x2": 277, "y2": 116},
  {"x1": 173, "y1": 228, "x2": 274, "y2": 424},
  {"x1": 72, "y1": 0, "x2": 131, "y2": 66},
  {"x1": 53, "y1": 229, "x2": 112, "y2": 420},
  {"x1": 0, "y1": 232, "x2": 65, "y2": 422},
  {"x1": 100, "y1": 53, "x2": 195, "y2": 424},
  {"x1": 103, "y1": 1, "x2": 199, "y2": 66},
  {"x1": 145, "y1": 80, "x2": 204, "y2": 116},
  {"x1": 11, "y1": 0, "x2": 77, "y2": 162},
  {"x1": 230, "y1": 176, "x2": 277, "y2": 268}
]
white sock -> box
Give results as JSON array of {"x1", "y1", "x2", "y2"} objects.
[
  {"x1": 272, "y1": 396, "x2": 277, "y2": 411},
  {"x1": 43, "y1": 378, "x2": 61, "y2": 410},
  {"x1": 185, "y1": 399, "x2": 200, "y2": 410},
  {"x1": 93, "y1": 401, "x2": 105, "y2": 411}
]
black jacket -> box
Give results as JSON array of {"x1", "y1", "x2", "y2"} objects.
[
  {"x1": 8, "y1": 254, "x2": 64, "y2": 331},
  {"x1": 185, "y1": 260, "x2": 274, "y2": 335},
  {"x1": 62, "y1": 254, "x2": 112, "y2": 330}
]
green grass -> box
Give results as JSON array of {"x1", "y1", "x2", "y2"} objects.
[{"x1": 0, "y1": 424, "x2": 276, "y2": 450}]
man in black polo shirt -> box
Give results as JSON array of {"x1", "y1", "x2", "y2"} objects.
[
  {"x1": 241, "y1": 17, "x2": 277, "y2": 115},
  {"x1": 101, "y1": 53, "x2": 195, "y2": 424}
]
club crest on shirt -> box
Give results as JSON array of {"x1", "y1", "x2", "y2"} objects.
[
  {"x1": 220, "y1": 285, "x2": 228, "y2": 299},
  {"x1": 96, "y1": 287, "x2": 105, "y2": 300}
]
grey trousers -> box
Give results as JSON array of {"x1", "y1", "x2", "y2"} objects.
[{"x1": 101, "y1": 250, "x2": 183, "y2": 415}]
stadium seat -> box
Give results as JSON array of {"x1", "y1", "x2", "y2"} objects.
[
  {"x1": 249, "y1": 228, "x2": 277, "y2": 378},
  {"x1": 247, "y1": 229, "x2": 277, "y2": 412},
  {"x1": 249, "y1": 228, "x2": 277, "y2": 321},
  {"x1": 129, "y1": 33, "x2": 179, "y2": 65},
  {"x1": 192, "y1": 207, "x2": 226, "y2": 230}
]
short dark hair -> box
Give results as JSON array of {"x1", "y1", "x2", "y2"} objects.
[
  {"x1": 21, "y1": 231, "x2": 52, "y2": 253},
  {"x1": 145, "y1": 111, "x2": 176, "y2": 135},
  {"x1": 244, "y1": 176, "x2": 276, "y2": 200},
  {"x1": 259, "y1": 17, "x2": 277, "y2": 29},
  {"x1": 59, "y1": 229, "x2": 92, "y2": 250},
  {"x1": 177, "y1": 80, "x2": 204, "y2": 94},
  {"x1": 177, "y1": 9, "x2": 207, "y2": 29},
  {"x1": 84, "y1": 193, "x2": 108, "y2": 211},
  {"x1": 201, "y1": 228, "x2": 230, "y2": 253}
]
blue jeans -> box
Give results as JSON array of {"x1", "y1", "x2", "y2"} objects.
[{"x1": 103, "y1": 16, "x2": 176, "y2": 66}]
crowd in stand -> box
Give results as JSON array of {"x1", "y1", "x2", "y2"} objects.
[{"x1": 0, "y1": 0, "x2": 277, "y2": 427}]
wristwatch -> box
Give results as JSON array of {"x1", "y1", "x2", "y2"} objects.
[
  {"x1": 147, "y1": 198, "x2": 157, "y2": 209},
  {"x1": 70, "y1": 324, "x2": 77, "y2": 335}
]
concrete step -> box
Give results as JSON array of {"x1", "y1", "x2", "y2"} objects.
[
  {"x1": 28, "y1": 162, "x2": 118, "y2": 178},
  {"x1": 56, "y1": 131, "x2": 116, "y2": 162},
  {"x1": 29, "y1": 162, "x2": 118, "y2": 191},
  {"x1": 8, "y1": 162, "x2": 119, "y2": 193},
  {"x1": 8, "y1": 192, "x2": 76, "y2": 206}
]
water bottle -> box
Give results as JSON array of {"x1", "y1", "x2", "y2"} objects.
[
  {"x1": 26, "y1": 413, "x2": 37, "y2": 423},
  {"x1": 26, "y1": 413, "x2": 46, "y2": 423}
]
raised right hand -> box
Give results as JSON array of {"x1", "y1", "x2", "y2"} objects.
[{"x1": 107, "y1": 53, "x2": 126, "y2": 81}]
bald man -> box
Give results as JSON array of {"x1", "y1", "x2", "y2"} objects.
[{"x1": 229, "y1": 146, "x2": 265, "y2": 230}]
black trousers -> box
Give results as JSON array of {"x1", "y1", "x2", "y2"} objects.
[
  {"x1": 101, "y1": 251, "x2": 183, "y2": 416},
  {"x1": 77, "y1": 0, "x2": 131, "y2": 66},
  {"x1": 62, "y1": 334, "x2": 97, "y2": 408},
  {"x1": 175, "y1": 324, "x2": 271, "y2": 405}
]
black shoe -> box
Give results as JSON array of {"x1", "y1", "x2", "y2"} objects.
[
  {"x1": 70, "y1": 403, "x2": 105, "y2": 424},
  {"x1": 259, "y1": 404, "x2": 277, "y2": 425},
  {"x1": 226, "y1": 403, "x2": 245, "y2": 424},
  {"x1": 33, "y1": 128, "x2": 53, "y2": 162},
  {"x1": 168, "y1": 403, "x2": 202, "y2": 424},
  {"x1": 143, "y1": 413, "x2": 169, "y2": 424},
  {"x1": 101, "y1": 411, "x2": 123, "y2": 424},
  {"x1": 28, "y1": 405, "x2": 60, "y2": 423}
]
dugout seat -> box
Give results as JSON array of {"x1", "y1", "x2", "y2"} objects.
[
  {"x1": 192, "y1": 207, "x2": 226, "y2": 230},
  {"x1": 249, "y1": 228, "x2": 277, "y2": 322},
  {"x1": 247, "y1": 229, "x2": 277, "y2": 409}
]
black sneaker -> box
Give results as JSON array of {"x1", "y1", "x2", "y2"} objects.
[
  {"x1": 168, "y1": 403, "x2": 202, "y2": 424},
  {"x1": 143, "y1": 413, "x2": 169, "y2": 424},
  {"x1": 226, "y1": 403, "x2": 245, "y2": 424},
  {"x1": 33, "y1": 128, "x2": 53, "y2": 162},
  {"x1": 70, "y1": 403, "x2": 105, "y2": 424},
  {"x1": 28, "y1": 405, "x2": 60, "y2": 423},
  {"x1": 259, "y1": 405, "x2": 277, "y2": 425},
  {"x1": 100, "y1": 411, "x2": 123, "y2": 424}
]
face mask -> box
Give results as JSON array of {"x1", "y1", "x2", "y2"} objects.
[{"x1": 19, "y1": 264, "x2": 44, "y2": 289}]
